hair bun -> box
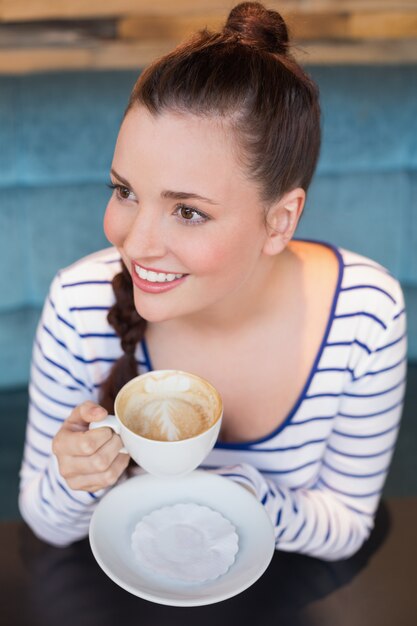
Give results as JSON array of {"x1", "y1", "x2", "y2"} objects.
[{"x1": 224, "y1": 2, "x2": 289, "y2": 55}]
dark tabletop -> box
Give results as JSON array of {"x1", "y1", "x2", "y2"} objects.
[{"x1": 2, "y1": 498, "x2": 417, "y2": 626}]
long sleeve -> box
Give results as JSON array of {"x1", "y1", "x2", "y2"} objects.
[
  {"x1": 19, "y1": 273, "x2": 109, "y2": 546},
  {"x1": 211, "y1": 279, "x2": 407, "y2": 560}
]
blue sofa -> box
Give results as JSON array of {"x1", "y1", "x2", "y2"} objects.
[{"x1": 1, "y1": 66, "x2": 416, "y2": 388}]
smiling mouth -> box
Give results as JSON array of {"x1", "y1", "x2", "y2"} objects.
[{"x1": 133, "y1": 263, "x2": 187, "y2": 283}]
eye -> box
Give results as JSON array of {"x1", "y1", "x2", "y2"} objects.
[
  {"x1": 174, "y1": 204, "x2": 209, "y2": 225},
  {"x1": 107, "y1": 182, "x2": 136, "y2": 202}
]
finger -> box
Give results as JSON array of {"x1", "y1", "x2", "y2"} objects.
[
  {"x1": 59, "y1": 433, "x2": 125, "y2": 478},
  {"x1": 65, "y1": 452, "x2": 131, "y2": 492},
  {"x1": 53, "y1": 423, "x2": 114, "y2": 457},
  {"x1": 65, "y1": 401, "x2": 108, "y2": 430}
]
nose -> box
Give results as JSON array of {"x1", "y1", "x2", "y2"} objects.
[{"x1": 123, "y1": 205, "x2": 168, "y2": 261}]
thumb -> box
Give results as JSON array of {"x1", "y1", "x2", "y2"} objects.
[{"x1": 65, "y1": 401, "x2": 109, "y2": 431}]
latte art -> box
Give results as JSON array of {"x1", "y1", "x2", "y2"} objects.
[
  {"x1": 117, "y1": 372, "x2": 221, "y2": 442},
  {"x1": 125, "y1": 395, "x2": 215, "y2": 441}
]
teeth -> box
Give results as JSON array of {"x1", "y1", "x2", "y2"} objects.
[{"x1": 135, "y1": 265, "x2": 184, "y2": 283}]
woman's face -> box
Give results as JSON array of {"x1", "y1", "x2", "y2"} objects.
[{"x1": 104, "y1": 105, "x2": 274, "y2": 325}]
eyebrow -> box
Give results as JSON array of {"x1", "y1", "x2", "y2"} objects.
[
  {"x1": 161, "y1": 190, "x2": 218, "y2": 205},
  {"x1": 110, "y1": 168, "x2": 219, "y2": 205}
]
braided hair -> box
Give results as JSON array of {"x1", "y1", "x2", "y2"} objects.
[{"x1": 99, "y1": 263, "x2": 146, "y2": 413}]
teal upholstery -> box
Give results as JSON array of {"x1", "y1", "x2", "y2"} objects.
[{"x1": 1, "y1": 67, "x2": 416, "y2": 388}]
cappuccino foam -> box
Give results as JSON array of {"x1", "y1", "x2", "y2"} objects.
[{"x1": 118, "y1": 373, "x2": 220, "y2": 442}]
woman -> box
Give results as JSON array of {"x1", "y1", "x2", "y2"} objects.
[{"x1": 19, "y1": 2, "x2": 407, "y2": 559}]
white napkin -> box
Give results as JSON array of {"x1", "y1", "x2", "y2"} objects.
[{"x1": 131, "y1": 503, "x2": 239, "y2": 583}]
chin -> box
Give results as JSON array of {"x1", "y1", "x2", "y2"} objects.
[{"x1": 132, "y1": 292, "x2": 179, "y2": 324}]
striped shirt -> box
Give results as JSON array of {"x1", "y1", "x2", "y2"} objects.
[{"x1": 19, "y1": 240, "x2": 407, "y2": 558}]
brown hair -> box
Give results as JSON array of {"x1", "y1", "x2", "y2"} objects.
[{"x1": 99, "y1": 2, "x2": 321, "y2": 412}]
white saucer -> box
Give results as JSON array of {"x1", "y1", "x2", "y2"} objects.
[{"x1": 89, "y1": 470, "x2": 275, "y2": 606}]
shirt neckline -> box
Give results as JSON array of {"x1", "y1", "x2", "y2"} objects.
[{"x1": 141, "y1": 237, "x2": 345, "y2": 449}]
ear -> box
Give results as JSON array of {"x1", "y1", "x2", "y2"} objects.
[{"x1": 262, "y1": 188, "x2": 305, "y2": 256}]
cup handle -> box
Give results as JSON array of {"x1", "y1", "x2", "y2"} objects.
[{"x1": 89, "y1": 415, "x2": 129, "y2": 454}]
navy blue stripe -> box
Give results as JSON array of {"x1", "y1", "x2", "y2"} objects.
[
  {"x1": 289, "y1": 414, "x2": 334, "y2": 426},
  {"x1": 306, "y1": 375, "x2": 404, "y2": 399},
  {"x1": 353, "y1": 356, "x2": 406, "y2": 381},
  {"x1": 46, "y1": 466, "x2": 95, "y2": 514},
  {"x1": 319, "y1": 478, "x2": 382, "y2": 499},
  {"x1": 292, "y1": 518, "x2": 307, "y2": 542},
  {"x1": 276, "y1": 508, "x2": 282, "y2": 526},
  {"x1": 214, "y1": 416, "x2": 330, "y2": 448},
  {"x1": 27, "y1": 441, "x2": 49, "y2": 458},
  {"x1": 31, "y1": 380, "x2": 77, "y2": 409},
  {"x1": 332, "y1": 420, "x2": 400, "y2": 439},
  {"x1": 43, "y1": 323, "x2": 72, "y2": 352},
  {"x1": 39, "y1": 484, "x2": 91, "y2": 525},
  {"x1": 344, "y1": 502, "x2": 373, "y2": 517},
  {"x1": 44, "y1": 467, "x2": 55, "y2": 493},
  {"x1": 35, "y1": 339, "x2": 92, "y2": 390},
  {"x1": 394, "y1": 308, "x2": 405, "y2": 320},
  {"x1": 326, "y1": 339, "x2": 372, "y2": 355},
  {"x1": 277, "y1": 526, "x2": 287, "y2": 540},
  {"x1": 62, "y1": 280, "x2": 112, "y2": 288},
  {"x1": 327, "y1": 442, "x2": 396, "y2": 459},
  {"x1": 344, "y1": 262, "x2": 390, "y2": 275},
  {"x1": 342, "y1": 377, "x2": 406, "y2": 398},
  {"x1": 298, "y1": 507, "x2": 318, "y2": 551},
  {"x1": 257, "y1": 437, "x2": 326, "y2": 453},
  {"x1": 217, "y1": 471, "x2": 257, "y2": 491},
  {"x1": 23, "y1": 456, "x2": 42, "y2": 472},
  {"x1": 315, "y1": 491, "x2": 332, "y2": 544},
  {"x1": 376, "y1": 331, "x2": 406, "y2": 353},
  {"x1": 43, "y1": 324, "x2": 117, "y2": 365},
  {"x1": 40, "y1": 495, "x2": 89, "y2": 526},
  {"x1": 79, "y1": 331, "x2": 117, "y2": 338},
  {"x1": 28, "y1": 418, "x2": 54, "y2": 439},
  {"x1": 141, "y1": 338, "x2": 153, "y2": 371},
  {"x1": 305, "y1": 391, "x2": 341, "y2": 399},
  {"x1": 41, "y1": 471, "x2": 75, "y2": 520},
  {"x1": 30, "y1": 398, "x2": 65, "y2": 423},
  {"x1": 48, "y1": 297, "x2": 76, "y2": 330},
  {"x1": 102, "y1": 258, "x2": 122, "y2": 265},
  {"x1": 56, "y1": 478, "x2": 88, "y2": 505},
  {"x1": 316, "y1": 367, "x2": 355, "y2": 376},
  {"x1": 291, "y1": 478, "x2": 324, "y2": 490},
  {"x1": 200, "y1": 463, "x2": 237, "y2": 472},
  {"x1": 259, "y1": 459, "x2": 320, "y2": 475},
  {"x1": 334, "y1": 311, "x2": 387, "y2": 330},
  {"x1": 335, "y1": 528, "x2": 354, "y2": 557},
  {"x1": 33, "y1": 359, "x2": 83, "y2": 391},
  {"x1": 324, "y1": 518, "x2": 331, "y2": 543},
  {"x1": 338, "y1": 399, "x2": 403, "y2": 419},
  {"x1": 340, "y1": 284, "x2": 396, "y2": 305},
  {"x1": 322, "y1": 459, "x2": 389, "y2": 479},
  {"x1": 69, "y1": 306, "x2": 110, "y2": 312},
  {"x1": 275, "y1": 485, "x2": 287, "y2": 500}
]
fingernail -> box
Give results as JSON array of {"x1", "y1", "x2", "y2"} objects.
[{"x1": 92, "y1": 406, "x2": 106, "y2": 417}]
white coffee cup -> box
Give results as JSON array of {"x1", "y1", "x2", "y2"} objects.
[{"x1": 90, "y1": 370, "x2": 223, "y2": 478}]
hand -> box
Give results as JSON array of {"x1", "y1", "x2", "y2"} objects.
[{"x1": 52, "y1": 401, "x2": 130, "y2": 492}]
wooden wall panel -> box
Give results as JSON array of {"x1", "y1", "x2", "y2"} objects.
[{"x1": 1, "y1": 0, "x2": 417, "y2": 71}]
